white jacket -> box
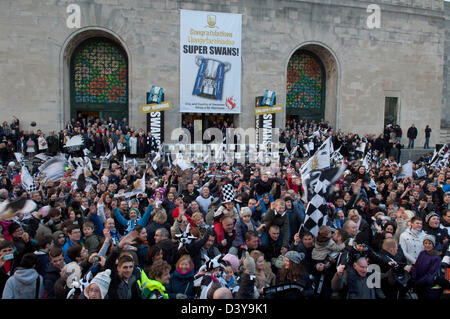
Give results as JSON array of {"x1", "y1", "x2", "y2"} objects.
[{"x1": 399, "y1": 227, "x2": 425, "y2": 265}]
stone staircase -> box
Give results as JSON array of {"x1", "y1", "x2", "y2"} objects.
[{"x1": 440, "y1": 127, "x2": 450, "y2": 145}]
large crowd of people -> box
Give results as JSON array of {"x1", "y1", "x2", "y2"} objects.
[{"x1": 0, "y1": 115, "x2": 449, "y2": 300}]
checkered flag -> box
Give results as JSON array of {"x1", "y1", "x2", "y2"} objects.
[
  {"x1": 221, "y1": 183, "x2": 235, "y2": 203},
  {"x1": 21, "y1": 165, "x2": 37, "y2": 193},
  {"x1": 300, "y1": 166, "x2": 345, "y2": 237},
  {"x1": 362, "y1": 150, "x2": 372, "y2": 170},
  {"x1": 303, "y1": 191, "x2": 329, "y2": 238}
]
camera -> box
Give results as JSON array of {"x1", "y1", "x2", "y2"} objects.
[
  {"x1": 390, "y1": 262, "x2": 410, "y2": 288},
  {"x1": 92, "y1": 256, "x2": 100, "y2": 263}
]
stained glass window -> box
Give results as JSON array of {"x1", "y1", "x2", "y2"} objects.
[
  {"x1": 72, "y1": 39, "x2": 127, "y2": 104},
  {"x1": 286, "y1": 52, "x2": 323, "y2": 110}
]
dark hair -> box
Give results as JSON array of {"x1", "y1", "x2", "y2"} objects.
[
  {"x1": 279, "y1": 259, "x2": 306, "y2": 285},
  {"x1": 19, "y1": 253, "x2": 37, "y2": 269},
  {"x1": 48, "y1": 208, "x2": 61, "y2": 218},
  {"x1": 37, "y1": 235, "x2": 54, "y2": 250},
  {"x1": 244, "y1": 230, "x2": 258, "y2": 242},
  {"x1": 411, "y1": 216, "x2": 422, "y2": 224},
  {"x1": 147, "y1": 245, "x2": 163, "y2": 265},
  {"x1": 67, "y1": 244, "x2": 82, "y2": 262},
  {"x1": 117, "y1": 254, "x2": 134, "y2": 267},
  {"x1": 67, "y1": 224, "x2": 81, "y2": 235},
  {"x1": 0, "y1": 240, "x2": 14, "y2": 251},
  {"x1": 49, "y1": 247, "x2": 63, "y2": 259},
  {"x1": 302, "y1": 231, "x2": 314, "y2": 239},
  {"x1": 148, "y1": 259, "x2": 171, "y2": 281},
  {"x1": 83, "y1": 221, "x2": 94, "y2": 230}
]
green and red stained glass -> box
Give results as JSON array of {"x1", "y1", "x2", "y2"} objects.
[
  {"x1": 286, "y1": 52, "x2": 323, "y2": 109},
  {"x1": 73, "y1": 41, "x2": 127, "y2": 104}
]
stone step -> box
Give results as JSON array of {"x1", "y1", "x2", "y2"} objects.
[
  {"x1": 440, "y1": 128, "x2": 450, "y2": 144},
  {"x1": 399, "y1": 148, "x2": 433, "y2": 164}
]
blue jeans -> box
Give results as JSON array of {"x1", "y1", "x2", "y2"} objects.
[
  {"x1": 424, "y1": 137, "x2": 430, "y2": 149},
  {"x1": 408, "y1": 138, "x2": 415, "y2": 148}
]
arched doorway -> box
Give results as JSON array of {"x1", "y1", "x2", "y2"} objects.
[
  {"x1": 285, "y1": 43, "x2": 339, "y2": 128},
  {"x1": 286, "y1": 50, "x2": 325, "y2": 122},
  {"x1": 70, "y1": 37, "x2": 128, "y2": 123}
]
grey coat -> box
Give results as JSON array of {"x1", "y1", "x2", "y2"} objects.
[{"x1": 2, "y1": 268, "x2": 44, "y2": 299}]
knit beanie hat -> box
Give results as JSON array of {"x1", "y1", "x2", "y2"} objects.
[
  {"x1": 285, "y1": 250, "x2": 305, "y2": 265},
  {"x1": 242, "y1": 252, "x2": 255, "y2": 276},
  {"x1": 223, "y1": 253, "x2": 240, "y2": 272},
  {"x1": 240, "y1": 207, "x2": 252, "y2": 218},
  {"x1": 128, "y1": 208, "x2": 140, "y2": 218},
  {"x1": 425, "y1": 212, "x2": 439, "y2": 225},
  {"x1": 52, "y1": 230, "x2": 65, "y2": 243},
  {"x1": 423, "y1": 234, "x2": 436, "y2": 247},
  {"x1": 84, "y1": 269, "x2": 112, "y2": 299}
]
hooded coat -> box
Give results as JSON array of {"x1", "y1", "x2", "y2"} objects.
[
  {"x1": 412, "y1": 250, "x2": 442, "y2": 299},
  {"x1": 43, "y1": 263, "x2": 61, "y2": 299},
  {"x1": 2, "y1": 268, "x2": 44, "y2": 299},
  {"x1": 399, "y1": 227, "x2": 426, "y2": 265}
]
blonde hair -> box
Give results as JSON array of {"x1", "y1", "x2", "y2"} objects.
[
  {"x1": 374, "y1": 211, "x2": 385, "y2": 219},
  {"x1": 240, "y1": 207, "x2": 252, "y2": 218},
  {"x1": 191, "y1": 212, "x2": 203, "y2": 223},
  {"x1": 250, "y1": 250, "x2": 273, "y2": 286},
  {"x1": 348, "y1": 209, "x2": 360, "y2": 220},
  {"x1": 153, "y1": 209, "x2": 167, "y2": 224},
  {"x1": 404, "y1": 210, "x2": 415, "y2": 221}
]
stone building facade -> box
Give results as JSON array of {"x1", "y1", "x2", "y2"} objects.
[{"x1": 1, "y1": 0, "x2": 448, "y2": 147}]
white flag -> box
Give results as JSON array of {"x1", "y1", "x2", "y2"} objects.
[
  {"x1": 356, "y1": 142, "x2": 366, "y2": 153},
  {"x1": 21, "y1": 165, "x2": 36, "y2": 192},
  {"x1": 14, "y1": 153, "x2": 24, "y2": 163},
  {"x1": 397, "y1": 161, "x2": 413, "y2": 179},
  {"x1": 300, "y1": 136, "x2": 332, "y2": 175}
]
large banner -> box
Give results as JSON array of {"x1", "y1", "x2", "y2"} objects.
[
  {"x1": 180, "y1": 10, "x2": 242, "y2": 114},
  {"x1": 146, "y1": 92, "x2": 164, "y2": 148}
]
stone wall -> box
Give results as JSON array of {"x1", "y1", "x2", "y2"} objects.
[
  {"x1": 0, "y1": 0, "x2": 445, "y2": 148},
  {"x1": 443, "y1": 1, "x2": 450, "y2": 128}
]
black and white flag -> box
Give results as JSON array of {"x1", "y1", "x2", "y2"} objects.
[
  {"x1": 362, "y1": 150, "x2": 372, "y2": 170},
  {"x1": 301, "y1": 165, "x2": 346, "y2": 207},
  {"x1": 0, "y1": 197, "x2": 37, "y2": 221},
  {"x1": 429, "y1": 143, "x2": 449, "y2": 167},
  {"x1": 38, "y1": 155, "x2": 67, "y2": 182},
  {"x1": 21, "y1": 165, "x2": 37, "y2": 193},
  {"x1": 302, "y1": 180, "x2": 331, "y2": 238},
  {"x1": 415, "y1": 166, "x2": 427, "y2": 178}
]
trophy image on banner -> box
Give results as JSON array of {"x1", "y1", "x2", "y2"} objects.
[
  {"x1": 148, "y1": 86, "x2": 164, "y2": 104},
  {"x1": 262, "y1": 90, "x2": 276, "y2": 107},
  {"x1": 192, "y1": 56, "x2": 231, "y2": 100}
]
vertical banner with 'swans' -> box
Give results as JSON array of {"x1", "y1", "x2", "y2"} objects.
[{"x1": 180, "y1": 10, "x2": 242, "y2": 114}]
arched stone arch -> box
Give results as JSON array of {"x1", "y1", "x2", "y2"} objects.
[
  {"x1": 285, "y1": 42, "x2": 340, "y2": 129},
  {"x1": 59, "y1": 27, "x2": 131, "y2": 130}
]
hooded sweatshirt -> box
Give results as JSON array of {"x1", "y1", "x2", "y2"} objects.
[{"x1": 2, "y1": 268, "x2": 44, "y2": 299}]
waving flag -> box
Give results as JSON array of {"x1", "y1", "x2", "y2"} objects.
[
  {"x1": 21, "y1": 165, "x2": 36, "y2": 193},
  {"x1": 397, "y1": 161, "x2": 413, "y2": 179},
  {"x1": 0, "y1": 197, "x2": 37, "y2": 221},
  {"x1": 300, "y1": 136, "x2": 332, "y2": 176},
  {"x1": 38, "y1": 155, "x2": 67, "y2": 182}
]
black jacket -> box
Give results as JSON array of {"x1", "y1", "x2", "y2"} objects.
[
  {"x1": 43, "y1": 263, "x2": 61, "y2": 299},
  {"x1": 407, "y1": 127, "x2": 418, "y2": 139}
]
